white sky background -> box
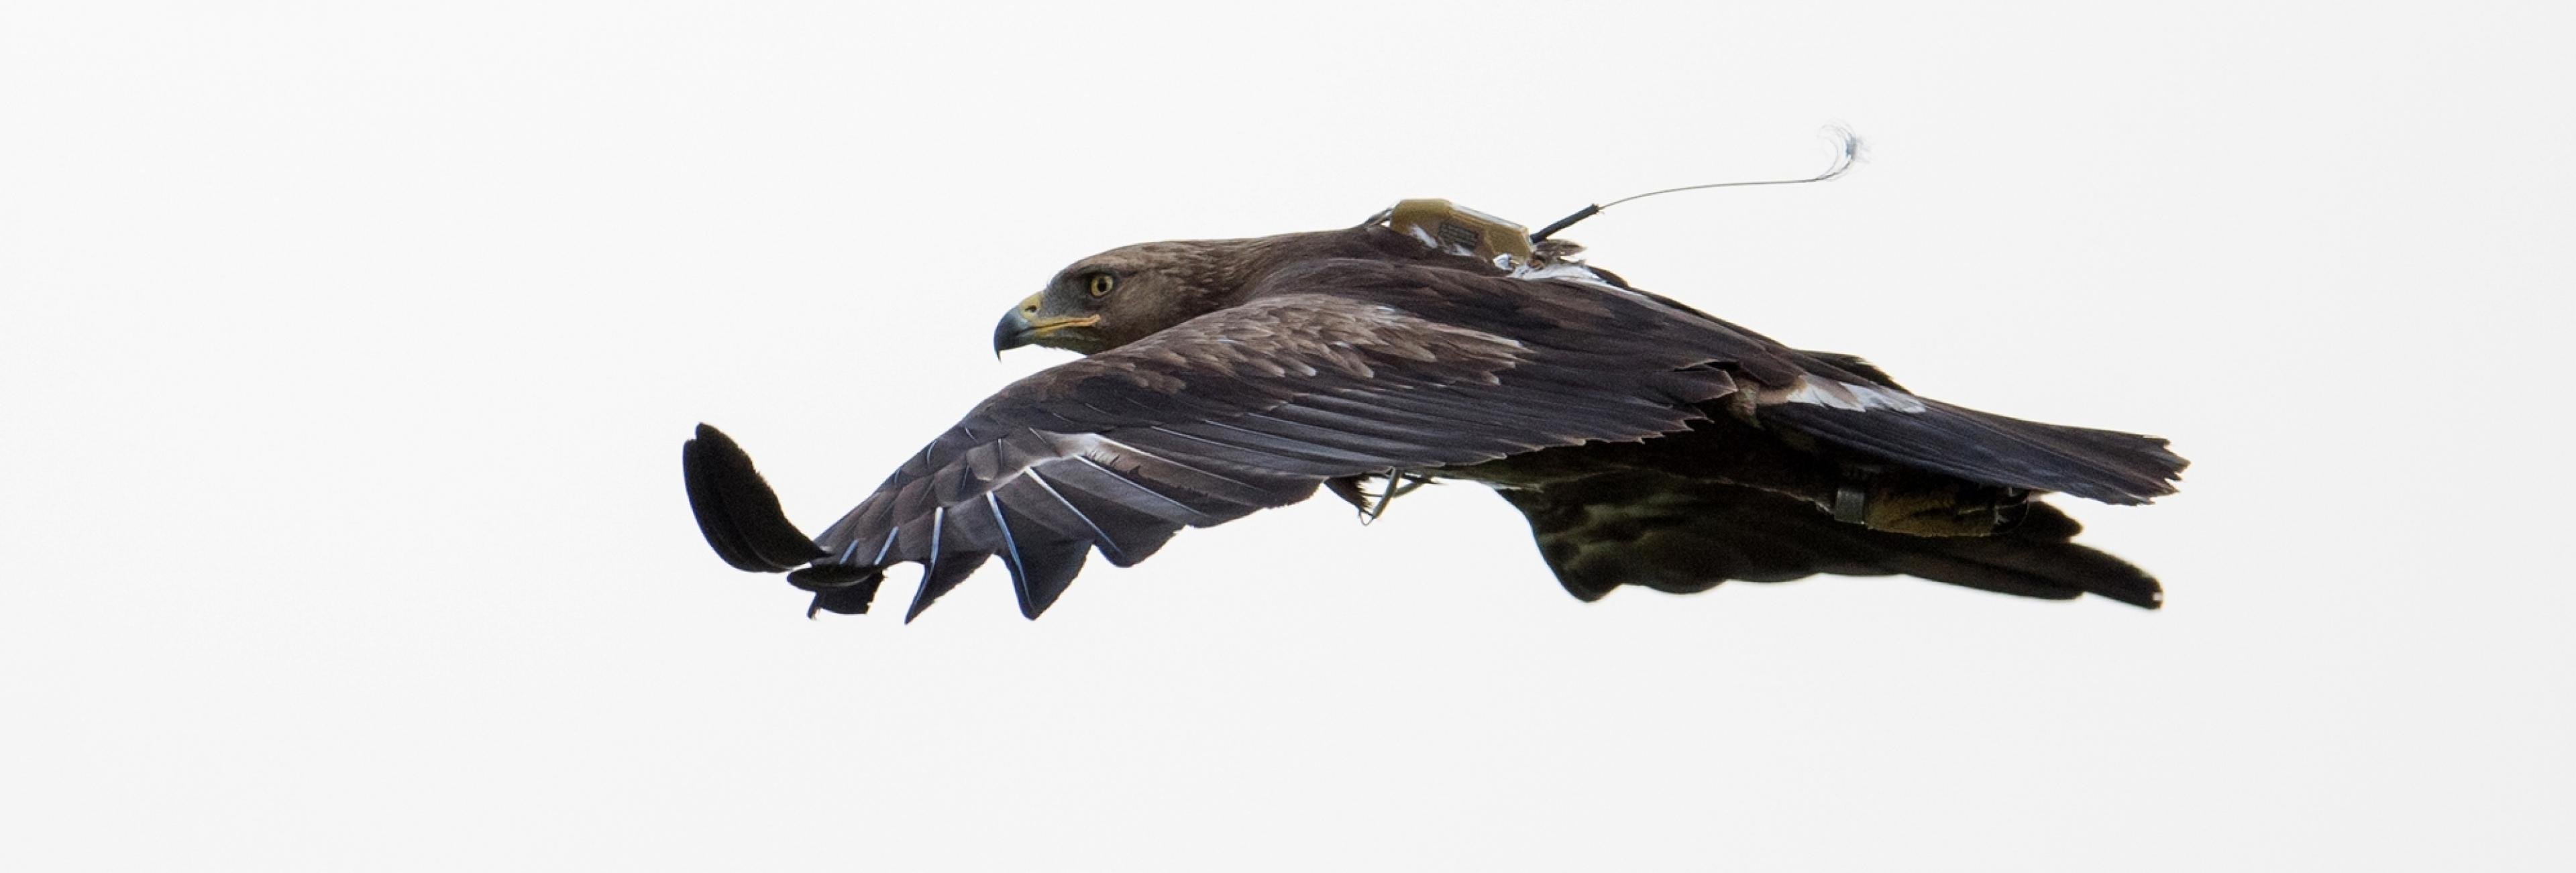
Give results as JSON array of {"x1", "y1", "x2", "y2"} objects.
[{"x1": 3, "y1": 1, "x2": 2569, "y2": 870}]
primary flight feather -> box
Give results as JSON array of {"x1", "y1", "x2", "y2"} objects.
[{"x1": 684, "y1": 205, "x2": 2185, "y2": 621}]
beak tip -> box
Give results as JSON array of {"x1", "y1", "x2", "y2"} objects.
[
  {"x1": 994, "y1": 292, "x2": 1055, "y2": 356},
  {"x1": 994, "y1": 315, "x2": 1030, "y2": 357}
]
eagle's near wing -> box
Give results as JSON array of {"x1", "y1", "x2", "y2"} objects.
[
  {"x1": 686, "y1": 257, "x2": 2184, "y2": 620},
  {"x1": 690, "y1": 260, "x2": 1761, "y2": 620}
]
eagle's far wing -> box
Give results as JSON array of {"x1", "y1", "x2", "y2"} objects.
[
  {"x1": 748, "y1": 282, "x2": 1746, "y2": 621},
  {"x1": 1497, "y1": 471, "x2": 2161, "y2": 608}
]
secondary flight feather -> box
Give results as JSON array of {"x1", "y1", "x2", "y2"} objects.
[{"x1": 684, "y1": 200, "x2": 2186, "y2": 621}]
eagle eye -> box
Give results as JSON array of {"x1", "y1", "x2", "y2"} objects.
[{"x1": 1087, "y1": 273, "x2": 1116, "y2": 298}]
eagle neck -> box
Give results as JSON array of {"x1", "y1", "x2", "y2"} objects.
[{"x1": 1199, "y1": 228, "x2": 1388, "y2": 306}]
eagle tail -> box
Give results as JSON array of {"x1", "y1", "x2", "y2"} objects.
[{"x1": 1762, "y1": 398, "x2": 2186, "y2": 506}]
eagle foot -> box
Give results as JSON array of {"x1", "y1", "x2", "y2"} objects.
[
  {"x1": 1835, "y1": 470, "x2": 2033, "y2": 538},
  {"x1": 1326, "y1": 470, "x2": 1434, "y2": 524}
]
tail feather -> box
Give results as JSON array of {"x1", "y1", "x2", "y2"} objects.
[{"x1": 1763, "y1": 398, "x2": 2186, "y2": 505}]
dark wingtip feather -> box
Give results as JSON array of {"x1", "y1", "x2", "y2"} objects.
[
  {"x1": 905, "y1": 553, "x2": 991, "y2": 623},
  {"x1": 790, "y1": 564, "x2": 885, "y2": 616},
  {"x1": 1915, "y1": 504, "x2": 2165, "y2": 609},
  {"x1": 1008, "y1": 539, "x2": 1092, "y2": 620},
  {"x1": 684, "y1": 424, "x2": 826, "y2": 573}
]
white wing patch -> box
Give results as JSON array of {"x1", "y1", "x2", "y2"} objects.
[
  {"x1": 1511, "y1": 260, "x2": 1619, "y2": 288},
  {"x1": 1771, "y1": 377, "x2": 1929, "y2": 413},
  {"x1": 1388, "y1": 219, "x2": 1916, "y2": 416},
  {"x1": 1402, "y1": 224, "x2": 1483, "y2": 260},
  {"x1": 1388, "y1": 212, "x2": 1636, "y2": 292}
]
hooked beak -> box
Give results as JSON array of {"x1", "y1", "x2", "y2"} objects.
[{"x1": 993, "y1": 292, "x2": 1100, "y2": 356}]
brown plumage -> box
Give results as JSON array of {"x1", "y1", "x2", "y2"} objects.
[{"x1": 685, "y1": 211, "x2": 2186, "y2": 621}]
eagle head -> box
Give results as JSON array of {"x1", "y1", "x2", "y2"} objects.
[{"x1": 993, "y1": 233, "x2": 1348, "y2": 356}]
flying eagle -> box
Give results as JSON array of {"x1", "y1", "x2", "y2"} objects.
[{"x1": 684, "y1": 201, "x2": 2185, "y2": 621}]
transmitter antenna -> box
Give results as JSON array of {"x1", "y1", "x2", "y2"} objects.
[{"x1": 1529, "y1": 125, "x2": 1862, "y2": 243}]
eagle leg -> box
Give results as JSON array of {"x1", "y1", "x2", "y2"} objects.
[
  {"x1": 1324, "y1": 475, "x2": 1373, "y2": 514},
  {"x1": 1326, "y1": 471, "x2": 1431, "y2": 523}
]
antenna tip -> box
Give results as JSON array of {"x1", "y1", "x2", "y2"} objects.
[{"x1": 1818, "y1": 123, "x2": 1864, "y2": 180}]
